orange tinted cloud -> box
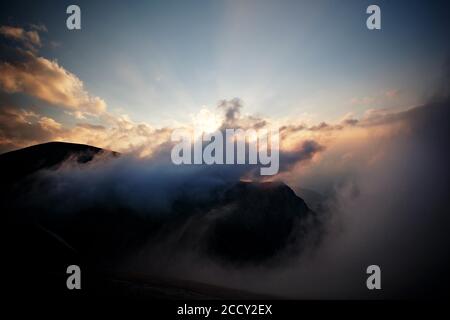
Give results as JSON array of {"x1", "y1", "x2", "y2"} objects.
[
  {"x1": 0, "y1": 100, "x2": 173, "y2": 156},
  {"x1": 0, "y1": 25, "x2": 41, "y2": 49},
  {"x1": 0, "y1": 50, "x2": 106, "y2": 116}
]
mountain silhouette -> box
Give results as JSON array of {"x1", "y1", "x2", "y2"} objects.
[
  {"x1": 0, "y1": 141, "x2": 118, "y2": 185},
  {"x1": 1, "y1": 142, "x2": 320, "y2": 298}
]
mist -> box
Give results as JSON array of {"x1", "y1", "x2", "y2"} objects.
[
  {"x1": 127, "y1": 96, "x2": 450, "y2": 299},
  {"x1": 7, "y1": 93, "x2": 449, "y2": 299}
]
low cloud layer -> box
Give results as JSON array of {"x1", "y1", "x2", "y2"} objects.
[
  {"x1": 121, "y1": 96, "x2": 449, "y2": 299},
  {"x1": 6, "y1": 93, "x2": 448, "y2": 299}
]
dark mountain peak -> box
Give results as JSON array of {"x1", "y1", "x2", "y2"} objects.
[
  {"x1": 222, "y1": 180, "x2": 310, "y2": 218},
  {"x1": 202, "y1": 180, "x2": 315, "y2": 263},
  {"x1": 226, "y1": 180, "x2": 305, "y2": 204},
  {"x1": 0, "y1": 141, "x2": 118, "y2": 184},
  {"x1": 232, "y1": 180, "x2": 290, "y2": 191}
]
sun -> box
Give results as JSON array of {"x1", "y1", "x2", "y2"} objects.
[{"x1": 192, "y1": 107, "x2": 223, "y2": 136}]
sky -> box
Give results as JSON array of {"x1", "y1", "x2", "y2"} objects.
[
  {"x1": 1, "y1": 0, "x2": 450, "y2": 298},
  {"x1": 0, "y1": 0, "x2": 449, "y2": 153}
]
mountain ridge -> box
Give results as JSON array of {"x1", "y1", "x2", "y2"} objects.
[{"x1": 2, "y1": 141, "x2": 321, "y2": 298}]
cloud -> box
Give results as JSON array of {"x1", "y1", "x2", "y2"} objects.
[
  {"x1": 279, "y1": 140, "x2": 324, "y2": 173},
  {"x1": 350, "y1": 88, "x2": 400, "y2": 107},
  {"x1": 218, "y1": 98, "x2": 242, "y2": 126},
  {"x1": 29, "y1": 24, "x2": 48, "y2": 33},
  {"x1": 0, "y1": 25, "x2": 106, "y2": 117},
  {"x1": 9, "y1": 96, "x2": 447, "y2": 299},
  {"x1": 0, "y1": 25, "x2": 41, "y2": 50},
  {"x1": 123, "y1": 96, "x2": 448, "y2": 300},
  {"x1": 0, "y1": 29, "x2": 324, "y2": 164},
  {"x1": 0, "y1": 106, "x2": 57, "y2": 152},
  {"x1": 0, "y1": 97, "x2": 172, "y2": 155},
  {"x1": 0, "y1": 49, "x2": 106, "y2": 116},
  {"x1": 38, "y1": 117, "x2": 62, "y2": 131},
  {"x1": 385, "y1": 89, "x2": 399, "y2": 98}
]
